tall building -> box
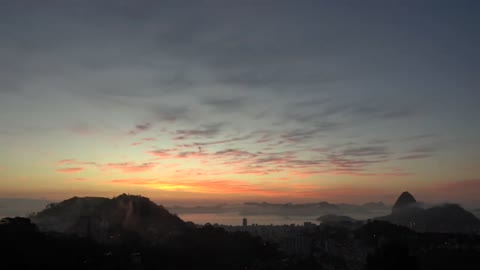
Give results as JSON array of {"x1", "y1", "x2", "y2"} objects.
[{"x1": 242, "y1": 218, "x2": 248, "y2": 226}]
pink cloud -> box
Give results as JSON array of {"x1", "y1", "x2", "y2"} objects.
[
  {"x1": 66, "y1": 178, "x2": 88, "y2": 181},
  {"x1": 290, "y1": 171, "x2": 321, "y2": 178},
  {"x1": 56, "y1": 159, "x2": 97, "y2": 166},
  {"x1": 132, "y1": 137, "x2": 157, "y2": 146},
  {"x1": 57, "y1": 167, "x2": 84, "y2": 173},
  {"x1": 57, "y1": 159, "x2": 76, "y2": 164},
  {"x1": 148, "y1": 149, "x2": 175, "y2": 158}
]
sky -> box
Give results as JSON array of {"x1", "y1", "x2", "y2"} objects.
[{"x1": 0, "y1": 0, "x2": 479, "y2": 206}]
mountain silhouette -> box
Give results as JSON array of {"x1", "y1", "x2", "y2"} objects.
[
  {"x1": 377, "y1": 192, "x2": 480, "y2": 234},
  {"x1": 31, "y1": 193, "x2": 186, "y2": 242},
  {"x1": 392, "y1": 191, "x2": 417, "y2": 214}
]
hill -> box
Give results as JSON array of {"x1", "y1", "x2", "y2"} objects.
[
  {"x1": 377, "y1": 192, "x2": 480, "y2": 234},
  {"x1": 31, "y1": 194, "x2": 186, "y2": 242},
  {"x1": 392, "y1": 191, "x2": 417, "y2": 214}
]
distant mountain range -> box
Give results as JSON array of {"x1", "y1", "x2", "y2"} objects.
[
  {"x1": 16, "y1": 191, "x2": 480, "y2": 237},
  {"x1": 169, "y1": 201, "x2": 390, "y2": 220}
]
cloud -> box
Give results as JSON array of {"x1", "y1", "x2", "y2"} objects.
[
  {"x1": 128, "y1": 122, "x2": 152, "y2": 135},
  {"x1": 0, "y1": 0, "x2": 477, "y2": 206},
  {"x1": 57, "y1": 167, "x2": 84, "y2": 173},
  {"x1": 397, "y1": 154, "x2": 432, "y2": 160},
  {"x1": 148, "y1": 149, "x2": 175, "y2": 158},
  {"x1": 173, "y1": 123, "x2": 224, "y2": 140},
  {"x1": 281, "y1": 124, "x2": 338, "y2": 142},
  {"x1": 214, "y1": 149, "x2": 257, "y2": 157},
  {"x1": 135, "y1": 123, "x2": 151, "y2": 131},
  {"x1": 352, "y1": 106, "x2": 414, "y2": 120},
  {"x1": 54, "y1": 140, "x2": 403, "y2": 181},
  {"x1": 178, "y1": 135, "x2": 252, "y2": 147},
  {"x1": 154, "y1": 105, "x2": 191, "y2": 122},
  {"x1": 328, "y1": 155, "x2": 379, "y2": 169},
  {"x1": 104, "y1": 162, "x2": 159, "y2": 173},
  {"x1": 131, "y1": 137, "x2": 157, "y2": 146},
  {"x1": 57, "y1": 159, "x2": 75, "y2": 164},
  {"x1": 66, "y1": 178, "x2": 88, "y2": 181},
  {"x1": 202, "y1": 96, "x2": 248, "y2": 112},
  {"x1": 55, "y1": 160, "x2": 97, "y2": 173},
  {"x1": 255, "y1": 132, "x2": 274, "y2": 144},
  {"x1": 143, "y1": 143, "x2": 403, "y2": 178},
  {"x1": 401, "y1": 133, "x2": 436, "y2": 141},
  {"x1": 283, "y1": 100, "x2": 415, "y2": 129},
  {"x1": 342, "y1": 146, "x2": 389, "y2": 157},
  {"x1": 322, "y1": 170, "x2": 411, "y2": 177},
  {"x1": 398, "y1": 145, "x2": 437, "y2": 160},
  {"x1": 56, "y1": 159, "x2": 97, "y2": 166},
  {"x1": 176, "y1": 151, "x2": 209, "y2": 159},
  {"x1": 56, "y1": 159, "x2": 159, "y2": 174}
]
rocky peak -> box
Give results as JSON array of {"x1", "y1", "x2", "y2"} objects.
[{"x1": 392, "y1": 191, "x2": 417, "y2": 213}]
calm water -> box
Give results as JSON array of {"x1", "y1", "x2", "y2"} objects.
[
  {"x1": 178, "y1": 213, "x2": 319, "y2": 226},
  {"x1": 1, "y1": 213, "x2": 317, "y2": 226}
]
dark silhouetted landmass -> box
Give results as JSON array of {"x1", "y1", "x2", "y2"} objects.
[
  {"x1": 356, "y1": 220, "x2": 480, "y2": 270},
  {"x1": 2, "y1": 193, "x2": 480, "y2": 269},
  {"x1": 31, "y1": 194, "x2": 186, "y2": 242},
  {"x1": 392, "y1": 191, "x2": 418, "y2": 214},
  {"x1": 0, "y1": 216, "x2": 285, "y2": 269},
  {"x1": 378, "y1": 192, "x2": 480, "y2": 234}
]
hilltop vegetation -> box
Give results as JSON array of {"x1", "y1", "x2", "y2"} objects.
[{"x1": 32, "y1": 194, "x2": 186, "y2": 243}]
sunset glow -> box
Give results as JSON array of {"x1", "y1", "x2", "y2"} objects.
[{"x1": 0, "y1": 1, "x2": 479, "y2": 206}]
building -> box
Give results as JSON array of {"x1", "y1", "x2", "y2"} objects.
[{"x1": 243, "y1": 218, "x2": 248, "y2": 226}]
